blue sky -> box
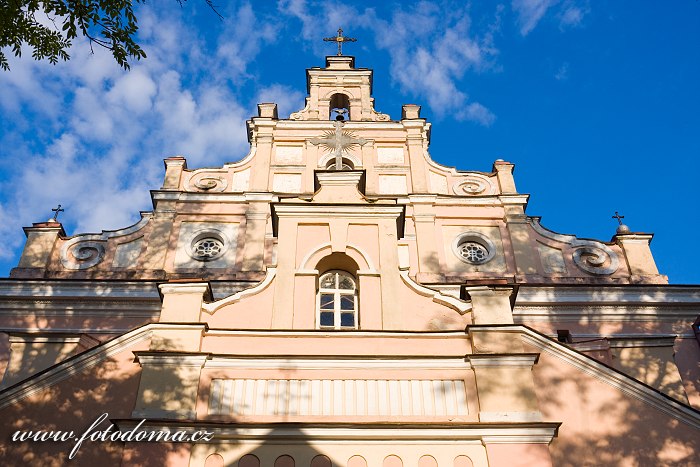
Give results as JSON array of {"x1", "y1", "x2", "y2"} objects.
[{"x1": 0, "y1": 1, "x2": 698, "y2": 283}]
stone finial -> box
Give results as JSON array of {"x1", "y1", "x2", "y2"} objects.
[
  {"x1": 613, "y1": 211, "x2": 631, "y2": 234},
  {"x1": 162, "y1": 156, "x2": 187, "y2": 189},
  {"x1": 402, "y1": 104, "x2": 421, "y2": 119},
  {"x1": 257, "y1": 103, "x2": 278, "y2": 119}
]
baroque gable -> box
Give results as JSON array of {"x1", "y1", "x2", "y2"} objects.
[{"x1": 1, "y1": 53, "x2": 697, "y2": 467}]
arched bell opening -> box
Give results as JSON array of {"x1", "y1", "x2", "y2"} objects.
[{"x1": 329, "y1": 93, "x2": 351, "y2": 121}]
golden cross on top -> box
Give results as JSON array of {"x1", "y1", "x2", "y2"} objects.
[{"x1": 323, "y1": 28, "x2": 357, "y2": 56}]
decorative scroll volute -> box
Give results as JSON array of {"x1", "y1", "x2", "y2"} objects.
[
  {"x1": 573, "y1": 245, "x2": 620, "y2": 275},
  {"x1": 58, "y1": 216, "x2": 151, "y2": 271},
  {"x1": 452, "y1": 174, "x2": 497, "y2": 196},
  {"x1": 60, "y1": 238, "x2": 107, "y2": 270},
  {"x1": 187, "y1": 171, "x2": 229, "y2": 192},
  {"x1": 529, "y1": 218, "x2": 620, "y2": 276}
]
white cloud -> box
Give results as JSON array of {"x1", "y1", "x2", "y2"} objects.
[
  {"x1": 464, "y1": 103, "x2": 497, "y2": 126},
  {"x1": 279, "y1": 1, "x2": 499, "y2": 125},
  {"x1": 0, "y1": 2, "x2": 283, "y2": 263},
  {"x1": 555, "y1": 62, "x2": 569, "y2": 80},
  {"x1": 558, "y1": 1, "x2": 589, "y2": 29},
  {"x1": 255, "y1": 84, "x2": 305, "y2": 119},
  {"x1": 512, "y1": 0, "x2": 589, "y2": 35},
  {"x1": 513, "y1": 0, "x2": 558, "y2": 35},
  {"x1": 107, "y1": 70, "x2": 157, "y2": 114}
]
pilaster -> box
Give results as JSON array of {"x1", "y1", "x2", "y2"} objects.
[
  {"x1": 502, "y1": 197, "x2": 540, "y2": 276},
  {"x1": 132, "y1": 352, "x2": 208, "y2": 420},
  {"x1": 155, "y1": 282, "x2": 210, "y2": 351},
  {"x1": 241, "y1": 193, "x2": 273, "y2": 272},
  {"x1": 403, "y1": 119, "x2": 429, "y2": 192},
  {"x1": 409, "y1": 195, "x2": 441, "y2": 281}
]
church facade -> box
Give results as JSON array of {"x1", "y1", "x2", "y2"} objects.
[{"x1": 0, "y1": 54, "x2": 698, "y2": 466}]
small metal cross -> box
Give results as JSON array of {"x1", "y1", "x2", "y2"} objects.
[
  {"x1": 51, "y1": 204, "x2": 64, "y2": 221},
  {"x1": 612, "y1": 211, "x2": 625, "y2": 225},
  {"x1": 323, "y1": 28, "x2": 357, "y2": 56}
]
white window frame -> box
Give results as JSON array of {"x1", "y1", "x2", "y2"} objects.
[{"x1": 316, "y1": 270, "x2": 359, "y2": 330}]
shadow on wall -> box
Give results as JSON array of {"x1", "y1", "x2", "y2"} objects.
[
  {"x1": 517, "y1": 286, "x2": 700, "y2": 467},
  {"x1": 0, "y1": 333, "x2": 199, "y2": 466}
]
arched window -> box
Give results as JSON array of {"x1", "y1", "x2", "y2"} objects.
[
  {"x1": 325, "y1": 157, "x2": 354, "y2": 171},
  {"x1": 317, "y1": 270, "x2": 358, "y2": 329}
]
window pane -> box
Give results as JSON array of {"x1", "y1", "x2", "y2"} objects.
[
  {"x1": 320, "y1": 312, "x2": 334, "y2": 326},
  {"x1": 338, "y1": 275, "x2": 355, "y2": 290},
  {"x1": 340, "y1": 313, "x2": 355, "y2": 327},
  {"x1": 340, "y1": 295, "x2": 354, "y2": 310},
  {"x1": 320, "y1": 273, "x2": 335, "y2": 289},
  {"x1": 320, "y1": 294, "x2": 334, "y2": 309}
]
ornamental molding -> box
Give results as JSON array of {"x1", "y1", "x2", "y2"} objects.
[
  {"x1": 0, "y1": 279, "x2": 161, "y2": 298},
  {"x1": 204, "y1": 357, "x2": 471, "y2": 370},
  {"x1": 289, "y1": 99, "x2": 311, "y2": 120},
  {"x1": 204, "y1": 330, "x2": 468, "y2": 338},
  {"x1": 515, "y1": 285, "x2": 700, "y2": 304},
  {"x1": 273, "y1": 204, "x2": 403, "y2": 218},
  {"x1": 110, "y1": 423, "x2": 560, "y2": 444},
  {"x1": 150, "y1": 191, "x2": 250, "y2": 203},
  {"x1": 529, "y1": 218, "x2": 619, "y2": 276},
  {"x1": 399, "y1": 270, "x2": 472, "y2": 315},
  {"x1": 203, "y1": 267, "x2": 277, "y2": 314},
  {"x1": 60, "y1": 215, "x2": 151, "y2": 270}
]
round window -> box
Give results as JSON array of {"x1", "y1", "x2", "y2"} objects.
[
  {"x1": 187, "y1": 230, "x2": 228, "y2": 262},
  {"x1": 452, "y1": 232, "x2": 496, "y2": 265},
  {"x1": 192, "y1": 237, "x2": 224, "y2": 260}
]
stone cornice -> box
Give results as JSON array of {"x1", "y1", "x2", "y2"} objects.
[
  {"x1": 468, "y1": 354, "x2": 539, "y2": 367},
  {"x1": 274, "y1": 121, "x2": 406, "y2": 130},
  {"x1": 0, "y1": 279, "x2": 161, "y2": 299},
  {"x1": 273, "y1": 204, "x2": 404, "y2": 217},
  {"x1": 516, "y1": 284, "x2": 700, "y2": 304},
  {"x1": 204, "y1": 356, "x2": 471, "y2": 370},
  {"x1": 110, "y1": 420, "x2": 561, "y2": 444}
]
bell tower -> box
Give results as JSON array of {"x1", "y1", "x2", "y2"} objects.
[{"x1": 290, "y1": 55, "x2": 391, "y2": 122}]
